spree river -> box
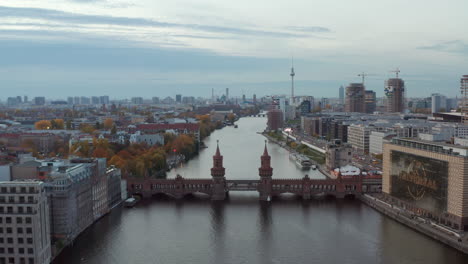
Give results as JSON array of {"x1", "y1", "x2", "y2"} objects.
[{"x1": 55, "y1": 117, "x2": 468, "y2": 264}]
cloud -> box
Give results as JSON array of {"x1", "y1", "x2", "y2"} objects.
[
  {"x1": 417, "y1": 40, "x2": 468, "y2": 54},
  {"x1": 285, "y1": 26, "x2": 331, "y2": 33},
  {"x1": 0, "y1": 5, "x2": 327, "y2": 38}
]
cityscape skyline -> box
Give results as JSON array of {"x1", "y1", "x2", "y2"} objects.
[{"x1": 0, "y1": 1, "x2": 467, "y2": 98}]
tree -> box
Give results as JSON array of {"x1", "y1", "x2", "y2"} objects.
[
  {"x1": 66, "y1": 120, "x2": 72, "y2": 130},
  {"x1": 227, "y1": 113, "x2": 236, "y2": 123},
  {"x1": 80, "y1": 124, "x2": 96, "y2": 134},
  {"x1": 50, "y1": 119, "x2": 64, "y2": 129},
  {"x1": 103, "y1": 118, "x2": 114, "y2": 130},
  {"x1": 111, "y1": 125, "x2": 117, "y2": 135},
  {"x1": 34, "y1": 120, "x2": 52, "y2": 130}
]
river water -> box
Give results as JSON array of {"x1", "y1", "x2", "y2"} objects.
[{"x1": 55, "y1": 117, "x2": 468, "y2": 264}]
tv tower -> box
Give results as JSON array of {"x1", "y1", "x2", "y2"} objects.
[{"x1": 290, "y1": 57, "x2": 295, "y2": 105}]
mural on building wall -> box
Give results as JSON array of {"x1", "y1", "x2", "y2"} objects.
[{"x1": 390, "y1": 151, "x2": 448, "y2": 213}]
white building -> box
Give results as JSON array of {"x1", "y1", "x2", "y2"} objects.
[
  {"x1": 130, "y1": 132, "x2": 164, "y2": 146},
  {"x1": 369, "y1": 131, "x2": 396, "y2": 155},
  {"x1": 347, "y1": 124, "x2": 376, "y2": 153},
  {"x1": 431, "y1": 93, "x2": 447, "y2": 113},
  {"x1": 0, "y1": 181, "x2": 51, "y2": 264}
]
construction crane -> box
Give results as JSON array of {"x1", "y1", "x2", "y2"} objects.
[
  {"x1": 390, "y1": 68, "x2": 401, "y2": 78},
  {"x1": 357, "y1": 72, "x2": 368, "y2": 85}
]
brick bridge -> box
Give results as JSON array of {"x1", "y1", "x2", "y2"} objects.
[{"x1": 127, "y1": 142, "x2": 366, "y2": 201}]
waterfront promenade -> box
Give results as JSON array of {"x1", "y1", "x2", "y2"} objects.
[{"x1": 361, "y1": 194, "x2": 468, "y2": 254}]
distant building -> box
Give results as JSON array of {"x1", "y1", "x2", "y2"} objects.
[
  {"x1": 267, "y1": 109, "x2": 284, "y2": 131},
  {"x1": 299, "y1": 100, "x2": 311, "y2": 114},
  {"x1": 345, "y1": 83, "x2": 365, "y2": 113},
  {"x1": 80, "y1": 97, "x2": 90, "y2": 105},
  {"x1": 7, "y1": 97, "x2": 19, "y2": 106},
  {"x1": 162, "y1": 97, "x2": 175, "y2": 104},
  {"x1": 431, "y1": 93, "x2": 447, "y2": 113},
  {"x1": 131, "y1": 97, "x2": 143, "y2": 105},
  {"x1": 182, "y1": 96, "x2": 195, "y2": 104},
  {"x1": 347, "y1": 124, "x2": 375, "y2": 153},
  {"x1": 135, "y1": 123, "x2": 200, "y2": 142},
  {"x1": 0, "y1": 181, "x2": 52, "y2": 264},
  {"x1": 325, "y1": 140, "x2": 352, "y2": 170},
  {"x1": 99, "y1": 96, "x2": 110, "y2": 105},
  {"x1": 176, "y1": 94, "x2": 182, "y2": 103},
  {"x1": 129, "y1": 132, "x2": 164, "y2": 146},
  {"x1": 385, "y1": 78, "x2": 405, "y2": 113},
  {"x1": 152, "y1": 97, "x2": 160, "y2": 104},
  {"x1": 339, "y1": 85, "x2": 345, "y2": 104},
  {"x1": 33, "y1": 97, "x2": 46, "y2": 106},
  {"x1": 91, "y1": 96, "x2": 100, "y2": 105},
  {"x1": 364, "y1": 90, "x2": 376, "y2": 113}
]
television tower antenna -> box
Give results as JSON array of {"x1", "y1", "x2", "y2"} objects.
[
  {"x1": 290, "y1": 56, "x2": 295, "y2": 104},
  {"x1": 357, "y1": 72, "x2": 368, "y2": 85},
  {"x1": 390, "y1": 68, "x2": 401, "y2": 78}
]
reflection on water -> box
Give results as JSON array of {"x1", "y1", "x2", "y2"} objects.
[{"x1": 54, "y1": 118, "x2": 468, "y2": 264}]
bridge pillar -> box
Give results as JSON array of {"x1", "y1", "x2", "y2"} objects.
[
  {"x1": 258, "y1": 141, "x2": 273, "y2": 201},
  {"x1": 211, "y1": 141, "x2": 227, "y2": 201},
  {"x1": 302, "y1": 175, "x2": 311, "y2": 200}
]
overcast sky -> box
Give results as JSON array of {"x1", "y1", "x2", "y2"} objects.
[{"x1": 0, "y1": 0, "x2": 467, "y2": 99}]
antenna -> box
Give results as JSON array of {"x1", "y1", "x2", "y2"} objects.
[
  {"x1": 357, "y1": 72, "x2": 368, "y2": 85},
  {"x1": 390, "y1": 68, "x2": 401, "y2": 78},
  {"x1": 290, "y1": 56, "x2": 295, "y2": 104}
]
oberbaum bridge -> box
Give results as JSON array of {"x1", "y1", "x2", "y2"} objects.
[{"x1": 127, "y1": 142, "x2": 381, "y2": 201}]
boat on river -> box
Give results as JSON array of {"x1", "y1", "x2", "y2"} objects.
[
  {"x1": 289, "y1": 153, "x2": 312, "y2": 170},
  {"x1": 124, "y1": 197, "x2": 137, "y2": 208}
]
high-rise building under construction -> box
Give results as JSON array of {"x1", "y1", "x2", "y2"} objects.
[
  {"x1": 460, "y1": 75, "x2": 468, "y2": 123},
  {"x1": 345, "y1": 83, "x2": 365, "y2": 113},
  {"x1": 385, "y1": 78, "x2": 405, "y2": 113}
]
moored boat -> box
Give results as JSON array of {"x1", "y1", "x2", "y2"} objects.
[
  {"x1": 290, "y1": 153, "x2": 312, "y2": 170},
  {"x1": 124, "y1": 197, "x2": 137, "y2": 208}
]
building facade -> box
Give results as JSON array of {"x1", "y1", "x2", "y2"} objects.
[
  {"x1": 347, "y1": 124, "x2": 375, "y2": 153},
  {"x1": 364, "y1": 90, "x2": 376, "y2": 113},
  {"x1": 325, "y1": 140, "x2": 352, "y2": 170},
  {"x1": 383, "y1": 138, "x2": 468, "y2": 231},
  {"x1": 385, "y1": 78, "x2": 405, "y2": 113},
  {"x1": 0, "y1": 181, "x2": 51, "y2": 264},
  {"x1": 345, "y1": 83, "x2": 365, "y2": 113},
  {"x1": 45, "y1": 164, "x2": 94, "y2": 242},
  {"x1": 267, "y1": 109, "x2": 284, "y2": 131}
]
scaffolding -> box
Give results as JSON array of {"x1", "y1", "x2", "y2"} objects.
[{"x1": 461, "y1": 75, "x2": 468, "y2": 123}]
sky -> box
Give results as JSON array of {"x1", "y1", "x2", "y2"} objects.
[{"x1": 0, "y1": 0, "x2": 467, "y2": 100}]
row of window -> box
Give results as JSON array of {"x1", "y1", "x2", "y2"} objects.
[
  {"x1": 0, "y1": 248, "x2": 34, "y2": 254},
  {"x1": 0, "y1": 227, "x2": 33, "y2": 234},
  {"x1": 0, "y1": 196, "x2": 36, "y2": 204},
  {"x1": 0, "y1": 257, "x2": 35, "y2": 264},
  {"x1": 0, "y1": 237, "x2": 33, "y2": 244},
  {"x1": 0, "y1": 217, "x2": 32, "y2": 224},
  {"x1": 0, "y1": 207, "x2": 34, "y2": 214},
  {"x1": 0, "y1": 187, "x2": 37, "y2": 194}
]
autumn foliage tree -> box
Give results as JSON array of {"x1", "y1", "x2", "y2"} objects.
[
  {"x1": 103, "y1": 118, "x2": 114, "y2": 130},
  {"x1": 34, "y1": 120, "x2": 52, "y2": 130},
  {"x1": 34, "y1": 119, "x2": 64, "y2": 130}
]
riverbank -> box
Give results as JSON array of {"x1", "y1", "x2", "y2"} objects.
[
  {"x1": 360, "y1": 194, "x2": 468, "y2": 255},
  {"x1": 262, "y1": 132, "x2": 331, "y2": 179}
]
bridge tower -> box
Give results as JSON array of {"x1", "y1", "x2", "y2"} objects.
[
  {"x1": 258, "y1": 141, "x2": 273, "y2": 201},
  {"x1": 211, "y1": 141, "x2": 227, "y2": 200}
]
